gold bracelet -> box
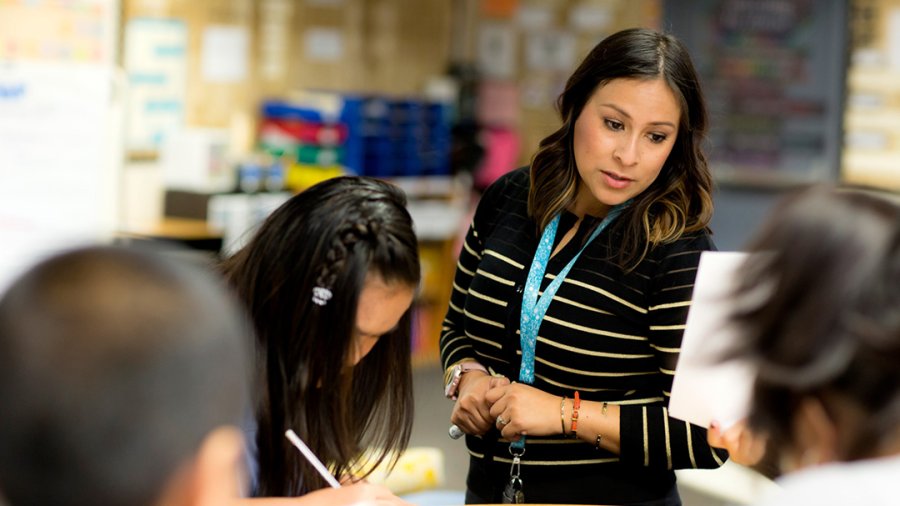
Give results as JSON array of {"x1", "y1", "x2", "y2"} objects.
[
  {"x1": 595, "y1": 402, "x2": 609, "y2": 450},
  {"x1": 560, "y1": 396, "x2": 568, "y2": 436}
]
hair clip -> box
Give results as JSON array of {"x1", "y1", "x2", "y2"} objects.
[{"x1": 311, "y1": 286, "x2": 332, "y2": 306}]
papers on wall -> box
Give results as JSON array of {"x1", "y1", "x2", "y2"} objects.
[
  {"x1": 477, "y1": 23, "x2": 517, "y2": 79},
  {"x1": 525, "y1": 31, "x2": 576, "y2": 72},
  {"x1": 0, "y1": 63, "x2": 119, "y2": 294},
  {"x1": 0, "y1": 0, "x2": 120, "y2": 296},
  {"x1": 258, "y1": 0, "x2": 294, "y2": 80},
  {"x1": 304, "y1": 28, "x2": 345, "y2": 62},
  {"x1": 668, "y1": 251, "x2": 756, "y2": 430},
  {"x1": 0, "y1": 0, "x2": 115, "y2": 65},
  {"x1": 516, "y1": 5, "x2": 553, "y2": 31},
  {"x1": 568, "y1": 3, "x2": 613, "y2": 32},
  {"x1": 888, "y1": 9, "x2": 900, "y2": 70},
  {"x1": 201, "y1": 25, "x2": 249, "y2": 83},
  {"x1": 123, "y1": 18, "x2": 187, "y2": 151}
]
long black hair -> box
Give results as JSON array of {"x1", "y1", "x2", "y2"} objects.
[{"x1": 222, "y1": 176, "x2": 420, "y2": 495}]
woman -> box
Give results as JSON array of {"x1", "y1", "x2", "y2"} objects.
[
  {"x1": 222, "y1": 176, "x2": 420, "y2": 500},
  {"x1": 715, "y1": 187, "x2": 900, "y2": 506},
  {"x1": 440, "y1": 27, "x2": 726, "y2": 505}
]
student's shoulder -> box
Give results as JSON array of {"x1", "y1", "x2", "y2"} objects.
[{"x1": 760, "y1": 456, "x2": 900, "y2": 506}]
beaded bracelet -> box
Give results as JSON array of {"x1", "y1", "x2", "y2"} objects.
[{"x1": 570, "y1": 391, "x2": 581, "y2": 436}]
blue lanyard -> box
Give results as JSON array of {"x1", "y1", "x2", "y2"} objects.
[{"x1": 511, "y1": 203, "x2": 628, "y2": 451}]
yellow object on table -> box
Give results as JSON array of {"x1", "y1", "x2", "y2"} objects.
[{"x1": 357, "y1": 447, "x2": 445, "y2": 495}]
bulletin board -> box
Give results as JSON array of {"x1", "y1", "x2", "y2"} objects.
[{"x1": 664, "y1": 0, "x2": 848, "y2": 187}]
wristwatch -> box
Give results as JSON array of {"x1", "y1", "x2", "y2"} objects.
[{"x1": 444, "y1": 361, "x2": 488, "y2": 399}]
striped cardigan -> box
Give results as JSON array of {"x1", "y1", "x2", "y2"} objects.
[{"x1": 440, "y1": 168, "x2": 727, "y2": 504}]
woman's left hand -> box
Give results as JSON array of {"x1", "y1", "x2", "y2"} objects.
[{"x1": 485, "y1": 382, "x2": 561, "y2": 441}]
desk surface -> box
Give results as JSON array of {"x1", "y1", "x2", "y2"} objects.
[{"x1": 119, "y1": 217, "x2": 223, "y2": 240}]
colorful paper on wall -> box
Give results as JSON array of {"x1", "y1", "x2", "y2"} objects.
[{"x1": 0, "y1": 0, "x2": 113, "y2": 64}]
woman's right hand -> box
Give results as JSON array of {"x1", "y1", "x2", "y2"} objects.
[{"x1": 449, "y1": 373, "x2": 509, "y2": 436}]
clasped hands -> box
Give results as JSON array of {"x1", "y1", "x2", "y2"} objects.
[{"x1": 448, "y1": 372, "x2": 563, "y2": 441}]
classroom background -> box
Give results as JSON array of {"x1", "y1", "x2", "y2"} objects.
[{"x1": 1, "y1": 0, "x2": 899, "y2": 504}]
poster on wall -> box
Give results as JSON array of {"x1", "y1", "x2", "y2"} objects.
[
  {"x1": 0, "y1": 0, "x2": 120, "y2": 294},
  {"x1": 664, "y1": 0, "x2": 847, "y2": 186},
  {"x1": 477, "y1": 23, "x2": 517, "y2": 79},
  {"x1": 0, "y1": 0, "x2": 114, "y2": 65},
  {"x1": 124, "y1": 18, "x2": 188, "y2": 153}
]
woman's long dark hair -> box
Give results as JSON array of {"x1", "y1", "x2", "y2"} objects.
[
  {"x1": 221, "y1": 176, "x2": 420, "y2": 496},
  {"x1": 729, "y1": 187, "x2": 900, "y2": 462},
  {"x1": 529, "y1": 27, "x2": 713, "y2": 270}
]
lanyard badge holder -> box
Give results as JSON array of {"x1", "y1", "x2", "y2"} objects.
[
  {"x1": 501, "y1": 444, "x2": 525, "y2": 503},
  {"x1": 504, "y1": 204, "x2": 628, "y2": 504}
]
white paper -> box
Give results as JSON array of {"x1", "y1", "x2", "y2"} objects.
[
  {"x1": 516, "y1": 5, "x2": 553, "y2": 31},
  {"x1": 201, "y1": 25, "x2": 249, "y2": 82},
  {"x1": 668, "y1": 251, "x2": 756, "y2": 430},
  {"x1": 568, "y1": 3, "x2": 613, "y2": 32},
  {"x1": 525, "y1": 31, "x2": 576, "y2": 72},
  {"x1": 477, "y1": 23, "x2": 517, "y2": 79},
  {"x1": 888, "y1": 9, "x2": 900, "y2": 70},
  {"x1": 304, "y1": 28, "x2": 344, "y2": 62},
  {"x1": 0, "y1": 63, "x2": 118, "y2": 295},
  {"x1": 0, "y1": 1, "x2": 119, "y2": 295}
]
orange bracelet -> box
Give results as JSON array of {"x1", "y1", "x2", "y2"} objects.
[{"x1": 571, "y1": 391, "x2": 581, "y2": 435}]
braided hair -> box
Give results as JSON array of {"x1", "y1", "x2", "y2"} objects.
[{"x1": 221, "y1": 176, "x2": 420, "y2": 496}]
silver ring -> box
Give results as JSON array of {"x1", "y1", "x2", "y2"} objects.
[{"x1": 497, "y1": 416, "x2": 509, "y2": 426}]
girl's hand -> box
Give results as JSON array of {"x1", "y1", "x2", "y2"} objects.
[
  {"x1": 234, "y1": 482, "x2": 410, "y2": 505},
  {"x1": 485, "y1": 382, "x2": 560, "y2": 441},
  {"x1": 305, "y1": 482, "x2": 411, "y2": 505},
  {"x1": 450, "y1": 373, "x2": 510, "y2": 436},
  {"x1": 707, "y1": 419, "x2": 767, "y2": 467}
]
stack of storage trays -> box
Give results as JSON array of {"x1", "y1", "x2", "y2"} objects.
[
  {"x1": 258, "y1": 95, "x2": 364, "y2": 190},
  {"x1": 361, "y1": 97, "x2": 452, "y2": 178}
]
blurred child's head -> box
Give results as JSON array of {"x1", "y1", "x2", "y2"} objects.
[
  {"x1": 730, "y1": 187, "x2": 900, "y2": 470},
  {"x1": 0, "y1": 246, "x2": 251, "y2": 506}
]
